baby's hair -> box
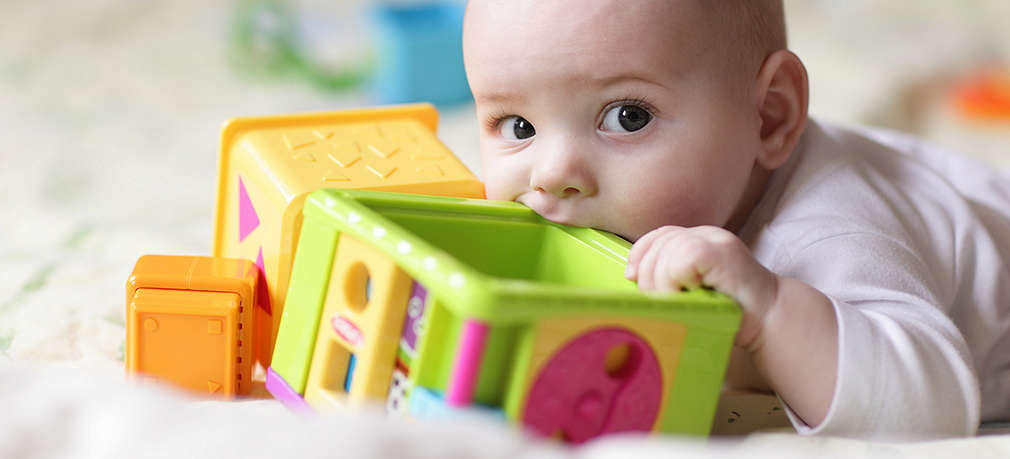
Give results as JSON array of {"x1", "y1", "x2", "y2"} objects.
[{"x1": 703, "y1": 0, "x2": 787, "y2": 81}]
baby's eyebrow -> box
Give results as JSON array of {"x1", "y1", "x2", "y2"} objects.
[
  {"x1": 475, "y1": 92, "x2": 525, "y2": 104},
  {"x1": 588, "y1": 73, "x2": 669, "y2": 91}
]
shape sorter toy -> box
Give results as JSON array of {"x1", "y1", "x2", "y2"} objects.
[
  {"x1": 266, "y1": 189, "x2": 741, "y2": 441},
  {"x1": 126, "y1": 103, "x2": 484, "y2": 395},
  {"x1": 126, "y1": 255, "x2": 259, "y2": 397},
  {"x1": 213, "y1": 103, "x2": 484, "y2": 368}
]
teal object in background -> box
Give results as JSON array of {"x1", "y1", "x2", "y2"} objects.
[
  {"x1": 229, "y1": 0, "x2": 471, "y2": 107},
  {"x1": 370, "y1": 1, "x2": 471, "y2": 107}
]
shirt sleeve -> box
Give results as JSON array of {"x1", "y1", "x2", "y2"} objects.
[{"x1": 772, "y1": 231, "x2": 981, "y2": 438}]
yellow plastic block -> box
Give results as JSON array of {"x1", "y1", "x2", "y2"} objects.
[
  {"x1": 518, "y1": 316, "x2": 687, "y2": 431},
  {"x1": 303, "y1": 233, "x2": 413, "y2": 409},
  {"x1": 212, "y1": 103, "x2": 484, "y2": 368},
  {"x1": 125, "y1": 255, "x2": 258, "y2": 397}
]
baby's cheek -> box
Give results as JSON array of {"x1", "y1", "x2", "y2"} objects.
[
  {"x1": 480, "y1": 160, "x2": 525, "y2": 201},
  {"x1": 480, "y1": 170, "x2": 516, "y2": 201},
  {"x1": 484, "y1": 186, "x2": 510, "y2": 201}
]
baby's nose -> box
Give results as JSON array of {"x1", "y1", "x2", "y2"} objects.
[
  {"x1": 534, "y1": 185, "x2": 582, "y2": 197},
  {"x1": 530, "y1": 162, "x2": 596, "y2": 198},
  {"x1": 529, "y1": 140, "x2": 597, "y2": 198}
]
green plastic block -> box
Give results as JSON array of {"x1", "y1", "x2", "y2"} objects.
[
  {"x1": 268, "y1": 213, "x2": 341, "y2": 394},
  {"x1": 286, "y1": 189, "x2": 740, "y2": 436},
  {"x1": 303, "y1": 189, "x2": 738, "y2": 322},
  {"x1": 411, "y1": 298, "x2": 457, "y2": 393}
]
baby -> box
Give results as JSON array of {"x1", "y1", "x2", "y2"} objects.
[{"x1": 463, "y1": 0, "x2": 1010, "y2": 437}]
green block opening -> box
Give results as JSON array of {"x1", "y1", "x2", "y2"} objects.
[{"x1": 381, "y1": 211, "x2": 636, "y2": 289}]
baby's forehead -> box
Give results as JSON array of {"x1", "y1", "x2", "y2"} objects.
[
  {"x1": 466, "y1": 1, "x2": 708, "y2": 41},
  {"x1": 469, "y1": 2, "x2": 767, "y2": 62},
  {"x1": 464, "y1": 0, "x2": 783, "y2": 99},
  {"x1": 465, "y1": 1, "x2": 731, "y2": 84}
]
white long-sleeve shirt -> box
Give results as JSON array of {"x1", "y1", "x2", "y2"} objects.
[{"x1": 736, "y1": 119, "x2": 1010, "y2": 437}]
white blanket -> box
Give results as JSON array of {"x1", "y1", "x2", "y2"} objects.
[{"x1": 4, "y1": 364, "x2": 1010, "y2": 459}]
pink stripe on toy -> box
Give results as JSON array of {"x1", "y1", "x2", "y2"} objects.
[
  {"x1": 265, "y1": 367, "x2": 314, "y2": 415},
  {"x1": 445, "y1": 319, "x2": 490, "y2": 406},
  {"x1": 238, "y1": 177, "x2": 260, "y2": 242},
  {"x1": 254, "y1": 247, "x2": 271, "y2": 313}
]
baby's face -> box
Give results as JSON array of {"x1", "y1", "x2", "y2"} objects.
[{"x1": 464, "y1": 0, "x2": 767, "y2": 241}]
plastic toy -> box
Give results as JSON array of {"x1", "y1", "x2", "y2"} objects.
[
  {"x1": 371, "y1": 1, "x2": 471, "y2": 106},
  {"x1": 125, "y1": 103, "x2": 741, "y2": 442},
  {"x1": 265, "y1": 189, "x2": 740, "y2": 441},
  {"x1": 212, "y1": 103, "x2": 484, "y2": 369},
  {"x1": 126, "y1": 103, "x2": 484, "y2": 393},
  {"x1": 126, "y1": 255, "x2": 259, "y2": 396}
]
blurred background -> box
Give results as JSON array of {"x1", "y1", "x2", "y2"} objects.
[{"x1": 0, "y1": 0, "x2": 1009, "y2": 365}]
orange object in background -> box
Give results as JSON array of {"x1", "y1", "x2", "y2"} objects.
[
  {"x1": 951, "y1": 68, "x2": 1010, "y2": 121},
  {"x1": 125, "y1": 255, "x2": 259, "y2": 397}
]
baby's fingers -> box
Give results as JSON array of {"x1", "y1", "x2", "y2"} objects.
[
  {"x1": 635, "y1": 231, "x2": 687, "y2": 291},
  {"x1": 633, "y1": 228, "x2": 712, "y2": 293},
  {"x1": 654, "y1": 250, "x2": 703, "y2": 292},
  {"x1": 635, "y1": 233, "x2": 668, "y2": 290},
  {"x1": 626, "y1": 226, "x2": 681, "y2": 280}
]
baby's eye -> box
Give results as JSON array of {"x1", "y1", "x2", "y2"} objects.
[
  {"x1": 600, "y1": 104, "x2": 652, "y2": 133},
  {"x1": 498, "y1": 116, "x2": 536, "y2": 141}
]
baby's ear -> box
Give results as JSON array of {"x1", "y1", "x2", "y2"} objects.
[{"x1": 754, "y1": 50, "x2": 808, "y2": 170}]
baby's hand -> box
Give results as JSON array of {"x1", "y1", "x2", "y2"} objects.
[{"x1": 625, "y1": 225, "x2": 779, "y2": 348}]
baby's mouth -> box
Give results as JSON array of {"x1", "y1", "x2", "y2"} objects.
[{"x1": 518, "y1": 192, "x2": 585, "y2": 226}]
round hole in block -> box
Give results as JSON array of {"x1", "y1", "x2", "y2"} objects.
[
  {"x1": 604, "y1": 342, "x2": 640, "y2": 379},
  {"x1": 344, "y1": 262, "x2": 371, "y2": 312}
]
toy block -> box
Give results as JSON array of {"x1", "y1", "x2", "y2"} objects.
[
  {"x1": 263, "y1": 213, "x2": 340, "y2": 396},
  {"x1": 267, "y1": 189, "x2": 740, "y2": 440},
  {"x1": 302, "y1": 233, "x2": 413, "y2": 409},
  {"x1": 212, "y1": 103, "x2": 484, "y2": 369},
  {"x1": 125, "y1": 255, "x2": 258, "y2": 397}
]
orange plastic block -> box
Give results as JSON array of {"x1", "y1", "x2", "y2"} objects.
[
  {"x1": 212, "y1": 103, "x2": 484, "y2": 368},
  {"x1": 126, "y1": 255, "x2": 258, "y2": 397}
]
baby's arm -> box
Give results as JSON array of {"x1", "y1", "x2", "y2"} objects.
[
  {"x1": 625, "y1": 225, "x2": 838, "y2": 427},
  {"x1": 628, "y1": 225, "x2": 983, "y2": 437}
]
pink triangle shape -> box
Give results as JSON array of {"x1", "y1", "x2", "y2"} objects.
[
  {"x1": 238, "y1": 177, "x2": 260, "y2": 243},
  {"x1": 255, "y1": 247, "x2": 272, "y2": 314}
]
